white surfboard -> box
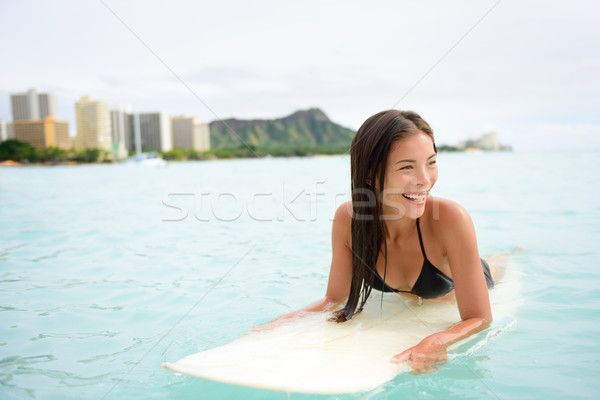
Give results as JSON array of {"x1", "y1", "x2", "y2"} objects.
[{"x1": 163, "y1": 262, "x2": 521, "y2": 394}]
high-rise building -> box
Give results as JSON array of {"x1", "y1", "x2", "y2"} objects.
[
  {"x1": 110, "y1": 104, "x2": 132, "y2": 160},
  {"x1": 172, "y1": 116, "x2": 210, "y2": 152},
  {"x1": 477, "y1": 132, "x2": 501, "y2": 151},
  {"x1": 74, "y1": 96, "x2": 112, "y2": 152},
  {"x1": 6, "y1": 124, "x2": 14, "y2": 140},
  {"x1": 10, "y1": 88, "x2": 58, "y2": 121},
  {"x1": 0, "y1": 119, "x2": 7, "y2": 142},
  {"x1": 9, "y1": 117, "x2": 70, "y2": 149},
  {"x1": 136, "y1": 112, "x2": 172, "y2": 152}
]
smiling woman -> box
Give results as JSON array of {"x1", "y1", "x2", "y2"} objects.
[
  {"x1": 381, "y1": 131, "x2": 439, "y2": 219},
  {"x1": 254, "y1": 109, "x2": 500, "y2": 373}
]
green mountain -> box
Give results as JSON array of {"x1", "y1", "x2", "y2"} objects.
[{"x1": 209, "y1": 108, "x2": 355, "y2": 150}]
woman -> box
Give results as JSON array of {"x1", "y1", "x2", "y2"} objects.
[{"x1": 255, "y1": 110, "x2": 497, "y2": 374}]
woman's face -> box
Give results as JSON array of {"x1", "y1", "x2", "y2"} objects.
[{"x1": 380, "y1": 132, "x2": 438, "y2": 220}]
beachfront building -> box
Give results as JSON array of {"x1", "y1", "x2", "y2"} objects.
[
  {"x1": 74, "y1": 96, "x2": 112, "y2": 152},
  {"x1": 136, "y1": 112, "x2": 172, "y2": 152},
  {"x1": 458, "y1": 132, "x2": 504, "y2": 151},
  {"x1": 9, "y1": 117, "x2": 70, "y2": 149},
  {"x1": 457, "y1": 139, "x2": 476, "y2": 150},
  {"x1": 0, "y1": 119, "x2": 7, "y2": 142},
  {"x1": 110, "y1": 104, "x2": 132, "y2": 160},
  {"x1": 171, "y1": 116, "x2": 210, "y2": 152},
  {"x1": 477, "y1": 132, "x2": 501, "y2": 151},
  {"x1": 10, "y1": 88, "x2": 58, "y2": 121}
]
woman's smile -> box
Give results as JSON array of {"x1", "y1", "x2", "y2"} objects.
[{"x1": 401, "y1": 191, "x2": 428, "y2": 204}]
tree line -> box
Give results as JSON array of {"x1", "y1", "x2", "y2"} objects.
[
  {"x1": 0, "y1": 139, "x2": 110, "y2": 163},
  {"x1": 161, "y1": 144, "x2": 350, "y2": 160},
  {"x1": 0, "y1": 139, "x2": 352, "y2": 164}
]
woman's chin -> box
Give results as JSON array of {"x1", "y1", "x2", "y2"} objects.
[
  {"x1": 380, "y1": 205, "x2": 425, "y2": 221},
  {"x1": 407, "y1": 203, "x2": 427, "y2": 220}
]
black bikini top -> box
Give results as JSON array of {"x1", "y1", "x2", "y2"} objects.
[{"x1": 372, "y1": 218, "x2": 455, "y2": 299}]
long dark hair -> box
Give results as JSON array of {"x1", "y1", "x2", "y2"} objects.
[{"x1": 331, "y1": 110, "x2": 436, "y2": 322}]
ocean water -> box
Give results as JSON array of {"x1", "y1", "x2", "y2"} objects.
[{"x1": 0, "y1": 151, "x2": 599, "y2": 399}]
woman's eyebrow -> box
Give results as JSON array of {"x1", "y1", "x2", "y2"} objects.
[{"x1": 394, "y1": 154, "x2": 436, "y2": 164}]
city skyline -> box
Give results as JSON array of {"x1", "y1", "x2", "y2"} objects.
[
  {"x1": 0, "y1": 86, "x2": 569, "y2": 152},
  {"x1": 1, "y1": 0, "x2": 599, "y2": 151},
  {"x1": 2, "y1": 91, "x2": 211, "y2": 158}
]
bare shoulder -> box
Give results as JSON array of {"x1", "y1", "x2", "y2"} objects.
[
  {"x1": 428, "y1": 197, "x2": 474, "y2": 234},
  {"x1": 333, "y1": 201, "x2": 353, "y2": 223},
  {"x1": 332, "y1": 201, "x2": 353, "y2": 245},
  {"x1": 425, "y1": 197, "x2": 480, "y2": 262}
]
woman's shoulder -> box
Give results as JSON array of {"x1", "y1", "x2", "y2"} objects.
[
  {"x1": 332, "y1": 201, "x2": 353, "y2": 245},
  {"x1": 425, "y1": 196, "x2": 480, "y2": 262},
  {"x1": 426, "y1": 196, "x2": 473, "y2": 230},
  {"x1": 333, "y1": 201, "x2": 353, "y2": 225}
]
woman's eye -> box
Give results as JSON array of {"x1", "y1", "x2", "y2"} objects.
[
  {"x1": 429, "y1": 160, "x2": 437, "y2": 165},
  {"x1": 399, "y1": 165, "x2": 412, "y2": 170}
]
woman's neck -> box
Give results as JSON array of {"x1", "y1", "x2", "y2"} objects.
[{"x1": 384, "y1": 216, "x2": 419, "y2": 244}]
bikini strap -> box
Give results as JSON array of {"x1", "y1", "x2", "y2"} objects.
[{"x1": 416, "y1": 218, "x2": 428, "y2": 259}]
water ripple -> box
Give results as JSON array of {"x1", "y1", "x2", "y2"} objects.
[
  {"x1": 0, "y1": 354, "x2": 56, "y2": 368},
  {"x1": 29, "y1": 331, "x2": 119, "y2": 341},
  {"x1": 77, "y1": 338, "x2": 145, "y2": 364}
]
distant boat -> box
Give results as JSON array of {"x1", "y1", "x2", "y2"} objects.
[
  {"x1": 129, "y1": 114, "x2": 167, "y2": 166},
  {"x1": 138, "y1": 157, "x2": 167, "y2": 167},
  {"x1": 128, "y1": 152, "x2": 168, "y2": 167}
]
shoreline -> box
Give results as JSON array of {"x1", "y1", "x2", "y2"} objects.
[
  {"x1": 0, "y1": 153, "x2": 349, "y2": 167},
  {"x1": 0, "y1": 149, "x2": 533, "y2": 168}
]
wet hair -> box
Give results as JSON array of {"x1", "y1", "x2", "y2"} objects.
[{"x1": 331, "y1": 110, "x2": 436, "y2": 322}]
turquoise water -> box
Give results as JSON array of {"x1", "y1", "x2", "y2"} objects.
[{"x1": 1, "y1": 152, "x2": 599, "y2": 399}]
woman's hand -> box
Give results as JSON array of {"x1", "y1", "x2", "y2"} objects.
[
  {"x1": 250, "y1": 297, "x2": 342, "y2": 333},
  {"x1": 390, "y1": 334, "x2": 448, "y2": 374},
  {"x1": 250, "y1": 313, "x2": 296, "y2": 333}
]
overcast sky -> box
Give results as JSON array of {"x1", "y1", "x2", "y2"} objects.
[{"x1": 1, "y1": 0, "x2": 598, "y2": 150}]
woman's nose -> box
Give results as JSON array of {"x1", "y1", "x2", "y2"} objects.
[{"x1": 415, "y1": 166, "x2": 430, "y2": 186}]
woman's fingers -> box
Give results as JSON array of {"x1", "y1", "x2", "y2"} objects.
[
  {"x1": 390, "y1": 348, "x2": 413, "y2": 363},
  {"x1": 249, "y1": 320, "x2": 278, "y2": 333},
  {"x1": 390, "y1": 345, "x2": 449, "y2": 375}
]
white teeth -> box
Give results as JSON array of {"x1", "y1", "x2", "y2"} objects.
[{"x1": 403, "y1": 193, "x2": 426, "y2": 201}]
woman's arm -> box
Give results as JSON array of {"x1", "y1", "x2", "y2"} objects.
[
  {"x1": 391, "y1": 200, "x2": 492, "y2": 372},
  {"x1": 251, "y1": 297, "x2": 341, "y2": 331},
  {"x1": 390, "y1": 317, "x2": 490, "y2": 373},
  {"x1": 252, "y1": 202, "x2": 353, "y2": 331}
]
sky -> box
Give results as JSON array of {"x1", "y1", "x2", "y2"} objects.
[{"x1": 1, "y1": 0, "x2": 598, "y2": 150}]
